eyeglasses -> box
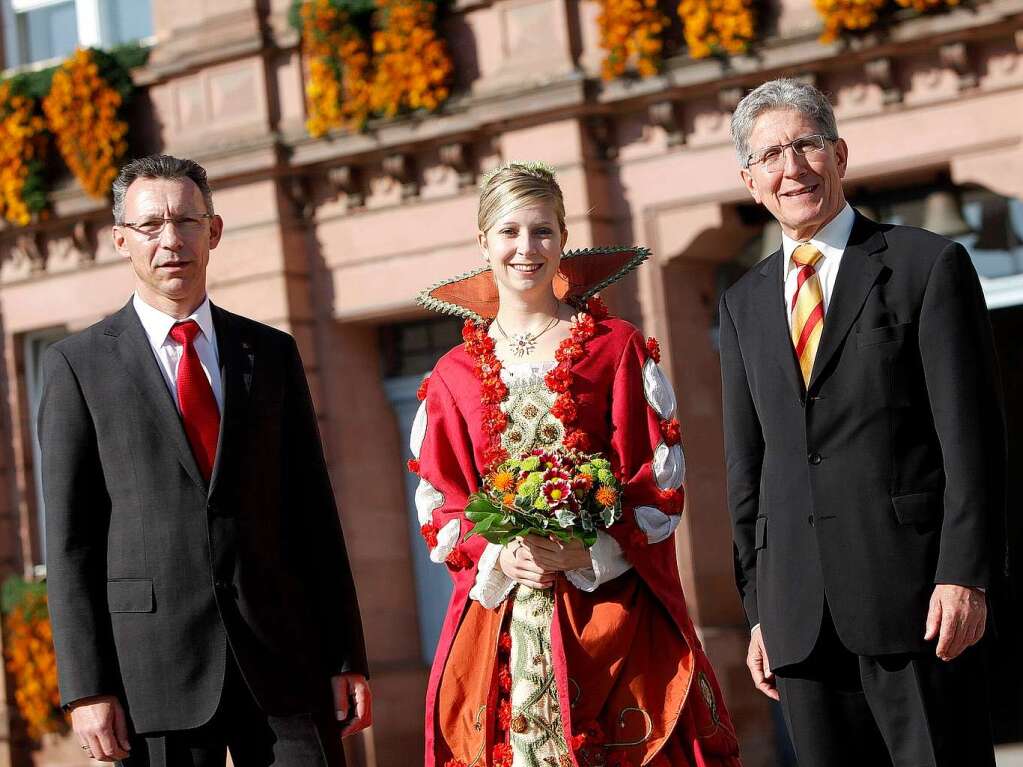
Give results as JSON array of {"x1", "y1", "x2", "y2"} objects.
[
  {"x1": 120, "y1": 214, "x2": 213, "y2": 238},
  {"x1": 746, "y1": 134, "x2": 836, "y2": 172}
]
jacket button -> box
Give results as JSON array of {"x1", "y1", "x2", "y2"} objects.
[{"x1": 808, "y1": 453, "x2": 822, "y2": 465}]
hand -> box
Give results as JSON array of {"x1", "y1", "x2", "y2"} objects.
[
  {"x1": 924, "y1": 584, "x2": 987, "y2": 661},
  {"x1": 332, "y1": 673, "x2": 372, "y2": 737},
  {"x1": 499, "y1": 539, "x2": 555, "y2": 589},
  {"x1": 747, "y1": 626, "x2": 779, "y2": 701},
  {"x1": 69, "y1": 695, "x2": 131, "y2": 761},
  {"x1": 519, "y1": 534, "x2": 593, "y2": 572}
]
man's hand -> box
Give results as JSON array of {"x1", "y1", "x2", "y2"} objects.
[
  {"x1": 924, "y1": 584, "x2": 987, "y2": 661},
  {"x1": 499, "y1": 539, "x2": 556, "y2": 589},
  {"x1": 332, "y1": 673, "x2": 372, "y2": 737},
  {"x1": 69, "y1": 695, "x2": 131, "y2": 762},
  {"x1": 747, "y1": 626, "x2": 779, "y2": 701}
]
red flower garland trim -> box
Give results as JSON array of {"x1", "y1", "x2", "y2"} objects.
[
  {"x1": 646, "y1": 336, "x2": 661, "y2": 363},
  {"x1": 492, "y1": 743, "x2": 513, "y2": 767},
  {"x1": 420, "y1": 522, "x2": 439, "y2": 547},
  {"x1": 407, "y1": 458, "x2": 420, "y2": 474},
  {"x1": 463, "y1": 320, "x2": 510, "y2": 474},
  {"x1": 417, "y1": 375, "x2": 430, "y2": 401},
  {"x1": 660, "y1": 417, "x2": 681, "y2": 446},
  {"x1": 445, "y1": 547, "x2": 472, "y2": 571}
]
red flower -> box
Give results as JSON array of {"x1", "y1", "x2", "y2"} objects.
[
  {"x1": 660, "y1": 418, "x2": 681, "y2": 446},
  {"x1": 498, "y1": 632, "x2": 512, "y2": 655},
  {"x1": 544, "y1": 365, "x2": 573, "y2": 393},
  {"x1": 481, "y1": 376, "x2": 508, "y2": 404},
  {"x1": 492, "y1": 743, "x2": 513, "y2": 767},
  {"x1": 555, "y1": 340, "x2": 584, "y2": 364},
  {"x1": 417, "y1": 375, "x2": 430, "y2": 401},
  {"x1": 444, "y1": 760, "x2": 468, "y2": 767},
  {"x1": 550, "y1": 394, "x2": 577, "y2": 424},
  {"x1": 474, "y1": 353, "x2": 502, "y2": 381},
  {"x1": 446, "y1": 547, "x2": 472, "y2": 571},
  {"x1": 570, "y1": 733, "x2": 587, "y2": 751},
  {"x1": 586, "y1": 295, "x2": 609, "y2": 320},
  {"x1": 420, "y1": 523, "x2": 438, "y2": 548},
  {"x1": 498, "y1": 666, "x2": 512, "y2": 693},
  {"x1": 407, "y1": 458, "x2": 420, "y2": 474},
  {"x1": 659, "y1": 487, "x2": 684, "y2": 512},
  {"x1": 498, "y1": 698, "x2": 512, "y2": 728},
  {"x1": 570, "y1": 313, "x2": 596, "y2": 342},
  {"x1": 482, "y1": 444, "x2": 509, "y2": 474},
  {"x1": 483, "y1": 408, "x2": 509, "y2": 435},
  {"x1": 562, "y1": 429, "x2": 590, "y2": 452},
  {"x1": 646, "y1": 336, "x2": 661, "y2": 363}
]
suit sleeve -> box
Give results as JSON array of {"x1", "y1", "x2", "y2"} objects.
[
  {"x1": 918, "y1": 242, "x2": 1007, "y2": 590},
  {"x1": 719, "y1": 294, "x2": 765, "y2": 627},
  {"x1": 38, "y1": 346, "x2": 120, "y2": 706},
  {"x1": 283, "y1": 337, "x2": 369, "y2": 678}
]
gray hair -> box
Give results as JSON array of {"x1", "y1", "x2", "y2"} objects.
[
  {"x1": 730, "y1": 79, "x2": 839, "y2": 167},
  {"x1": 112, "y1": 155, "x2": 214, "y2": 224}
]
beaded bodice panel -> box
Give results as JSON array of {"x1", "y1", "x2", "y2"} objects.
[{"x1": 500, "y1": 362, "x2": 563, "y2": 456}]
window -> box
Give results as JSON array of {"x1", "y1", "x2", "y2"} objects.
[{"x1": 3, "y1": 0, "x2": 153, "y2": 69}]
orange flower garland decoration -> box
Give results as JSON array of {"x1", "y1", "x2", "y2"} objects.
[
  {"x1": 813, "y1": 0, "x2": 887, "y2": 42},
  {"x1": 0, "y1": 81, "x2": 48, "y2": 225},
  {"x1": 677, "y1": 0, "x2": 756, "y2": 58},
  {"x1": 369, "y1": 0, "x2": 452, "y2": 118},
  {"x1": 42, "y1": 48, "x2": 130, "y2": 199},
  {"x1": 892, "y1": 0, "x2": 958, "y2": 12},
  {"x1": 2, "y1": 584, "x2": 65, "y2": 740},
  {"x1": 298, "y1": 0, "x2": 373, "y2": 136},
  {"x1": 597, "y1": 0, "x2": 669, "y2": 79}
]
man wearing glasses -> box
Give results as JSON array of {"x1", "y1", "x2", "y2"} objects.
[
  {"x1": 719, "y1": 79, "x2": 1005, "y2": 765},
  {"x1": 38, "y1": 155, "x2": 371, "y2": 765}
]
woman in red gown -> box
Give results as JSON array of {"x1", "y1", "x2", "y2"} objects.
[{"x1": 410, "y1": 162, "x2": 742, "y2": 767}]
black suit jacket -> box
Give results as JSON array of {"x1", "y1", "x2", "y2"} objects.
[
  {"x1": 720, "y1": 214, "x2": 1006, "y2": 669},
  {"x1": 39, "y1": 300, "x2": 368, "y2": 733}
]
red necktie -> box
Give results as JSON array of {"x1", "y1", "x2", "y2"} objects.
[{"x1": 169, "y1": 320, "x2": 220, "y2": 482}]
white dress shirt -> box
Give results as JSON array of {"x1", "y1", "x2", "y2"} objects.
[
  {"x1": 781, "y1": 203, "x2": 856, "y2": 326},
  {"x1": 132, "y1": 293, "x2": 224, "y2": 415}
]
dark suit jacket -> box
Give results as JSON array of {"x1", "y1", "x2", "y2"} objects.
[
  {"x1": 39, "y1": 300, "x2": 368, "y2": 734},
  {"x1": 719, "y1": 213, "x2": 1006, "y2": 669}
]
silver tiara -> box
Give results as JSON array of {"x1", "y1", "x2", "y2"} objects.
[{"x1": 479, "y1": 160, "x2": 557, "y2": 189}]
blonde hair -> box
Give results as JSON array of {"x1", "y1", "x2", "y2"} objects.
[{"x1": 477, "y1": 161, "x2": 566, "y2": 234}]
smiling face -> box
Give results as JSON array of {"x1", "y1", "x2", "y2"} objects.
[
  {"x1": 113, "y1": 176, "x2": 223, "y2": 317},
  {"x1": 740, "y1": 107, "x2": 849, "y2": 241},
  {"x1": 478, "y1": 202, "x2": 568, "y2": 303}
]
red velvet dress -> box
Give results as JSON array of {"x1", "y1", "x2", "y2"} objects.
[{"x1": 412, "y1": 316, "x2": 742, "y2": 767}]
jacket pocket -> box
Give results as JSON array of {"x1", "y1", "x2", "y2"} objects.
[
  {"x1": 755, "y1": 517, "x2": 768, "y2": 550},
  {"x1": 856, "y1": 323, "x2": 909, "y2": 348},
  {"x1": 891, "y1": 492, "x2": 941, "y2": 526},
  {"x1": 107, "y1": 579, "x2": 154, "y2": 613}
]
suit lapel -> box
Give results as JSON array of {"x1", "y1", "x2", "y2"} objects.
[
  {"x1": 754, "y1": 249, "x2": 804, "y2": 400},
  {"x1": 106, "y1": 301, "x2": 206, "y2": 491},
  {"x1": 807, "y1": 214, "x2": 887, "y2": 392},
  {"x1": 207, "y1": 304, "x2": 253, "y2": 498}
]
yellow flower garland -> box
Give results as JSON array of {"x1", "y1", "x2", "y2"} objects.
[
  {"x1": 813, "y1": 0, "x2": 887, "y2": 42},
  {"x1": 678, "y1": 0, "x2": 756, "y2": 58},
  {"x1": 299, "y1": 0, "x2": 372, "y2": 136},
  {"x1": 3, "y1": 588, "x2": 64, "y2": 741},
  {"x1": 42, "y1": 48, "x2": 129, "y2": 199},
  {"x1": 369, "y1": 0, "x2": 452, "y2": 117},
  {"x1": 0, "y1": 82, "x2": 48, "y2": 226},
  {"x1": 597, "y1": 0, "x2": 669, "y2": 79}
]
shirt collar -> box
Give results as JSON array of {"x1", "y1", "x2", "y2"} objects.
[
  {"x1": 132, "y1": 293, "x2": 215, "y2": 348},
  {"x1": 782, "y1": 203, "x2": 856, "y2": 275}
]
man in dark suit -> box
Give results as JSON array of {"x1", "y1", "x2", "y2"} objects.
[
  {"x1": 719, "y1": 79, "x2": 1005, "y2": 766},
  {"x1": 39, "y1": 155, "x2": 371, "y2": 766}
]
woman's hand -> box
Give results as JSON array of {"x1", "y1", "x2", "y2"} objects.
[
  {"x1": 520, "y1": 534, "x2": 593, "y2": 572},
  {"x1": 499, "y1": 539, "x2": 556, "y2": 589}
]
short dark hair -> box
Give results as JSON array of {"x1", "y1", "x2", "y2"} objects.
[{"x1": 112, "y1": 154, "x2": 214, "y2": 223}]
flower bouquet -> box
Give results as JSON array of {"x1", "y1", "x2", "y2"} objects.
[{"x1": 464, "y1": 448, "x2": 623, "y2": 547}]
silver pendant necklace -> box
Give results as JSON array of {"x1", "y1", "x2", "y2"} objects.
[{"x1": 494, "y1": 307, "x2": 560, "y2": 358}]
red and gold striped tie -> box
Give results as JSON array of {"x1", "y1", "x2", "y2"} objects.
[{"x1": 791, "y1": 244, "x2": 824, "y2": 387}]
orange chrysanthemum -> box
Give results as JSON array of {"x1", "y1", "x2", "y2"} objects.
[
  {"x1": 491, "y1": 471, "x2": 515, "y2": 491},
  {"x1": 0, "y1": 82, "x2": 49, "y2": 225},
  {"x1": 598, "y1": 0, "x2": 668, "y2": 79},
  {"x1": 595, "y1": 485, "x2": 618, "y2": 507},
  {"x1": 678, "y1": 0, "x2": 756, "y2": 58}
]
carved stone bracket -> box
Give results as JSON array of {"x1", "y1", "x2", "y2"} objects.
[
  {"x1": 648, "y1": 100, "x2": 685, "y2": 147},
  {"x1": 382, "y1": 154, "x2": 419, "y2": 200},
  {"x1": 718, "y1": 87, "x2": 744, "y2": 114},
  {"x1": 439, "y1": 143, "x2": 475, "y2": 188},
  {"x1": 940, "y1": 42, "x2": 977, "y2": 91},
  {"x1": 286, "y1": 175, "x2": 316, "y2": 220},
  {"x1": 71, "y1": 220, "x2": 97, "y2": 264},
  {"x1": 865, "y1": 58, "x2": 902, "y2": 105},
  {"x1": 585, "y1": 116, "x2": 617, "y2": 161},
  {"x1": 13, "y1": 231, "x2": 46, "y2": 274},
  {"x1": 327, "y1": 165, "x2": 365, "y2": 208}
]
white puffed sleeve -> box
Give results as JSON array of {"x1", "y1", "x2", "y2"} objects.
[{"x1": 565, "y1": 531, "x2": 633, "y2": 591}]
